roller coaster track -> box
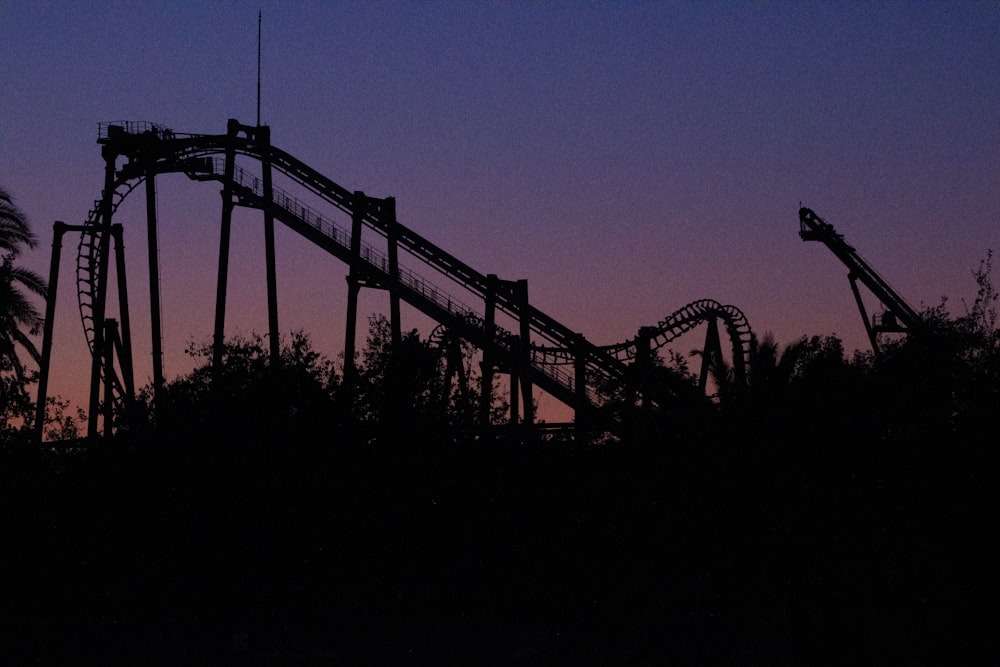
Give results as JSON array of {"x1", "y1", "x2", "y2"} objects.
[
  {"x1": 76, "y1": 179, "x2": 147, "y2": 404},
  {"x1": 80, "y1": 120, "x2": 754, "y2": 419},
  {"x1": 77, "y1": 182, "x2": 141, "y2": 356},
  {"x1": 532, "y1": 299, "x2": 750, "y2": 366},
  {"x1": 798, "y1": 206, "x2": 926, "y2": 355}
]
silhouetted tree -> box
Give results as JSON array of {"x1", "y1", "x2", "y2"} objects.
[
  {"x1": 876, "y1": 250, "x2": 1000, "y2": 441},
  {"x1": 704, "y1": 330, "x2": 885, "y2": 448},
  {"x1": 347, "y1": 314, "x2": 505, "y2": 445},
  {"x1": 425, "y1": 324, "x2": 506, "y2": 435},
  {"x1": 0, "y1": 186, "x2": 48, "y2": 445},
  {"x1": 0, "y1": 364, "x2": 34, "y2": 446},
  {"x1": 348, "y1": 315, "x2": 433, "y2": 428},
  {"x1": 141, "y1": 317, "x2": 517, "y2": 448},
  {"x1": 144, "y1": 330, "x2": 340, "y2": 445},
  {"x1": 716, "y1": 331, "x2": 802, "y2": 438},
  {"x1": 783, "y1": 334, "x2": 875, "y2": 433},
  {"x1": 0, "y1": 187, "x2": 46, "y2": 382},
  {"x1": 591, "y1": 347, "x2": 709, "y2": 445}
]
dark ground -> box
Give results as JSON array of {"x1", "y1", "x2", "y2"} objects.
[{"x1": 1, "y1": 432, "x2": 996, "y2": 665}]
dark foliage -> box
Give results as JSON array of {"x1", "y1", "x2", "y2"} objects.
[
  {"x1": 3, "y1": 412, "x2": 996, "y2": 664},
  {"x1": 3, "y1": 258, "x2": 999, "y2": 664},
  {"x1": 0, "y1": 362, "x2": 35, "y2": 446},
  {"x1": 0, "y1": 186, "x2": 46, "y2": 382},
  {"x1": 143, "y1": 330, "x2": 342, "y2": 448},
  {"x1": 0, "y1": 185, "x2": 58, "y2": 445}
]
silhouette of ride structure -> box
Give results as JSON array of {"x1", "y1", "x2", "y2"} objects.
[
  {"x1": 35, "y1": 119, "x2": 755, "y2": 442},
  {"x1": 798, "y1": 206, "x2": 927, "y2": 356}
]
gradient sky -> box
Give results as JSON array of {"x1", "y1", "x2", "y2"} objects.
[{"x1": 2, "y1": 1, "x2": 998, "y2": 422}]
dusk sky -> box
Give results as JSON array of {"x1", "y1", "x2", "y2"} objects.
[{"x1": 2, "y1": 1, "x2": 998, "y2": 422}]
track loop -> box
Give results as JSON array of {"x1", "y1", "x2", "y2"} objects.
[{"x1": 532, "y1": 299, "x2": 753, "y2": 391}]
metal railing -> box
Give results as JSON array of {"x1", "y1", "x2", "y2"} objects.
[
  {"x1": 226, "y1": 160, "x2": 587, "y2": 400},
  {"x1": 98, "y1": 121, "x2": 172, "y2": 141}
]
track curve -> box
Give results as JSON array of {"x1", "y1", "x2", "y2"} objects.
[{"x1": 531, "y1": 299, "x2": 752, "y2": 387}]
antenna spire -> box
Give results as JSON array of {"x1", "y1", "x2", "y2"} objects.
[{"x1": 256, "y1": 10, "x2": 262, "y2": 126}]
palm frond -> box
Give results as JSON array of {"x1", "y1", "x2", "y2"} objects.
[
  {"x1": 4, "y1": 264, "x2": 47, "y2": 299},
  {"x1": 0, "y1": 335, "x2": 27, "y2": 382},
  {"x1": 0, "y1": 191, "x2": 47, "y2": 377},
  {"x1": 0, "y1": 188, "x2": 36, "y2": 253},
  {"x1": 0, "y1": 280, "x2": 43, "y2": 329},
  {"x1": 9, "y1": 325, "x2": 41, "y2": 364}
]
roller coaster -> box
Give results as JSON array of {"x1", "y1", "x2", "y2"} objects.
[
  {"x1": 34, "y1": 119, "x2": 754, "y2": 441},
  {"x1": 798, "y1": 206, "x2": 927, "y2": 356}
]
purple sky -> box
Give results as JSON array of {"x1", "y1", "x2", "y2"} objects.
[{"x1": 2, "y1": 1, "x2": 998, "y2": 422}]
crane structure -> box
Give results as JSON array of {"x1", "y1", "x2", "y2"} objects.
[
  {"x1": 35, "y1": 119, "x2": 756, "y2": 441},
  {"x1": 798, "y1": 206, "x2": 926, "y2": 355}
]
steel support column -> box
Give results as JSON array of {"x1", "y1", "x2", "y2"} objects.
[
  {"x1": 515, "y1": 279, "x2": 533, "y2": 426},
  {"x1": 509, "y1": 342, "x2": 520, "y2": 426},
  {"x1": 259, "y1": 125, "x2": 281, "y2": 366},
  {"x1": 102, "y1": 319, "x2": 118, "y2": 438},
  {"x1": 480, "y1": 274, "x2": 498, "y2": 426},
  {"x1": 145, "y1": 173, "x2": 164, "y2": 404},
  {"x1": 635, "y1": 326, "x2": 655, "y2": 410},
  {"x1": 111, "y1": 225, "x2": 135, "y2": 401},
  {"x1": 849, "y1": 272, "x2": 880, "y2": 357},
  {"x1": 384, "y1": 197, "x2": 401, "y2": 348},
  {"x1": 573, "y1": 334, "x2": 588, "y2": 429},
  {"x1": 343, "y1": 191, "x2": 367, "y2": 385},
  {"x1": 698, "y1": 317, "x2": 721, "y2": 394},
  {"x1": 212, "y1": 120, "x2": 239, "y2": 376},
  {"x1": 35, "y1": 221, "x2": 66, "y2": 443}
]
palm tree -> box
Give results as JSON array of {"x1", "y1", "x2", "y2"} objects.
[
  {"x1": 747, "y1": 331, "x2": 803, "y2": 395},
  {"x1": 0, "y1": 186, "x2": 46, "y2": 381}
]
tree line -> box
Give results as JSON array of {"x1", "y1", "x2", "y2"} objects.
[{"x1": 3, "y1": 185, "x2": 999, "y2": 662}]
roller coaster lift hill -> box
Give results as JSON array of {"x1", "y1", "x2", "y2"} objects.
[
  {"x1": 37, "y1": 121, "x2": 916, "y2": 443},
  {"x1": 798, "y1": 206, "x2": 927, "y2": 357}
]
